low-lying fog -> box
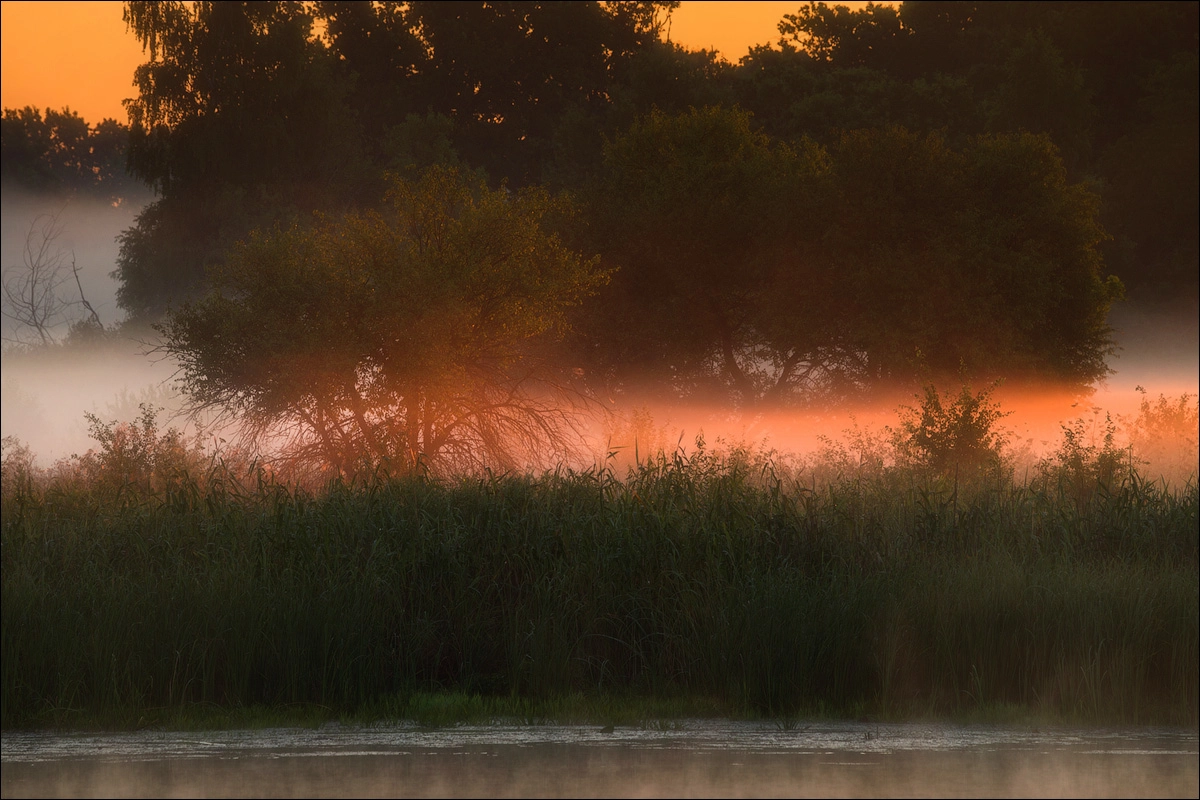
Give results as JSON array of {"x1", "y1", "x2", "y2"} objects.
[{"x1": 2, "y1": 189, "x2": 1197, "y2": 476}]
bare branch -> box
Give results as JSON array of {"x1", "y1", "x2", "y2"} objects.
[{"x1": 2, "y1": 207, "x2": 101, "y2": 346}]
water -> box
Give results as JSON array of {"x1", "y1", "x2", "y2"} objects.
[{"x1": 3, "y1": 721, "x2": 1196, "y2": 798}]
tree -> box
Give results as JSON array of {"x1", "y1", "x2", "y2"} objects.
[
  {"x1": 113, "y1": 1, "x2": 677, "y2": 319},
  {"x1": 584, "y1": 106, "x2": 828, "y2": 410},
  {"x1": 584, "y1": 111, "x2": 1120, "y2": 411},
  {"x1": 405, "y1": 0, "x2": 677, "y2": 185},
  {"x1": 116, "y1": 0, "x2": 369, "y2": 319},
  {"x1": 0, "y1": 107, "x2": 136, "y2": 202},
  {"x1": 160, "y1": 167, "x2": 609, "y2": 476},
  {"x1": 2, "y1": 210, "x2": 102, "y2": 347},
  {"x1": 778, "y1": 2, "x2": 913, "y2": 75},
  {"x1": 814, "y1": 127, "x2": 1120, "y2": 388},
  {"x1": 746, "y1": 1, "x2": 1198, "y2": 301},
  {"x1": 893, "y1": 381, "x2": 1010, "y2": 479}
]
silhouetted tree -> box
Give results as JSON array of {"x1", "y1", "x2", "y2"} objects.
[
  {"x1": 116, "y1": 0, "x2": 369, "y2": 318},
  {"x1": 0, "y1": 107, "x2": 135, "y2": 201},
  {"x1": 584, "y1": 110, "x2": 1120, "y2": 408},
  {"x1": 584, "y1": 106, "x2": 826, "y2": 409},
  {"x1": 160, "y1": 167, "x2": 609, "y2": 475},
  {"x1": 1, "y1": 210, "x2": 101, "y2": 347}
]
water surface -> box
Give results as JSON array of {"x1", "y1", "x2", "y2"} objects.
[{"x1": 3, "y1": 720, "x2": 1196, "y2": 798}]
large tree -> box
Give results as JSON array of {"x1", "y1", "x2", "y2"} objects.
[
  {"x1": 116, "y1": 0, "x2": 369, "y2": 319},
  {"x1": 114, "y1": 1, "x2": 679, "y2": 319},
  {"x1": 735, "y1": 1, "x2": 1198, "y2": 299},
  {"x1": 160, "y1": 167, "x2": 608, "y2": 475},
  {"x1": 584, "y1": 109, "x2": 1120, "y2": 409},
  {"x1": 583, "y1": 106, "x2": 830, "y2": 409},
  {"x1": 815, "y1": 126, "x2": 1120, "y2": 387}
]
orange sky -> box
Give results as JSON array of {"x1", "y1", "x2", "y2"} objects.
[{"x1": 1, "y1": 1, "x2": 850, "y2": 124}]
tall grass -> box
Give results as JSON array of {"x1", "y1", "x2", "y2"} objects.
[{"x1": 3, "y1": 434, "x2": 1196, "y2": 728}]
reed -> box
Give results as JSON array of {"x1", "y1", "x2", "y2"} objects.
[{"x1": 3, "y1": 439, "x2": 1195, "y2": 729}]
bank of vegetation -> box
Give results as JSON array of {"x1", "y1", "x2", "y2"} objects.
[{"x1": 3, "y1": 387, "x2": 1195, "y2": 730}]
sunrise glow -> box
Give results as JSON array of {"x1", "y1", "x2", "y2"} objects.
[{"x1": 0, "y1": 1, "x2": 883, "y2": 124}]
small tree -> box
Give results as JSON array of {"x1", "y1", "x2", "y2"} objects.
[
  {"x1": 1037, "y1": 410, "x2": 1133, "y2": 508},
  {"x1": 893, "y1": 382, "x2": 1010, "y2": 480},
  {"x1": 1127, "y1": 390, "x2": 1199, "y2": 487},
  {"x1": 160, "y1": 166, "x2": 609, "y2": 476},
  {"x1": 76, "y1": 404, "x2": 204, "y2": 495}
]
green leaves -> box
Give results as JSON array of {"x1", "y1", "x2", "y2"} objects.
[{"x1": 161, "y1": 166, "x2": 607, "y2": 475}]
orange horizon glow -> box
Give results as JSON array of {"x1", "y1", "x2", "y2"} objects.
[
  {"x1": 1, "y1": 1, "x2": 142, "y2": 124},
  {"x1": 1, "y1": 1, "x2": 884, "y2": 125}
]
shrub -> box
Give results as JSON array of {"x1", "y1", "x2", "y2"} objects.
[
  {"x1": 1127, "y1": 390, "x2": 1199, "y2": 487},
  {"x1": 893, "y1": 382, "x2": 1010, "y2": 481},
  {"x1": 73, "y1": 403, "x2": 207, "y2": 496}
]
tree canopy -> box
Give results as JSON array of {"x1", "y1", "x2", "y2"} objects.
[
  {"x1": 584, "y1": 109, "x2": 1119, "y2": 409},
  {"x1": 0, "y1": 107, "x2": 137, "y2": 202},
  {"x1": 159, "y1": 167, "x2": 608, "y2": 475}
]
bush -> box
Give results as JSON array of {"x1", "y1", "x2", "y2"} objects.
[
  {"x1": 893, "y1": 382, "x2": 1010, "y2": 481},
  {"x1": 1127, "y1": 390, "x2": 1199, "y2": 487},
  {"x1": 73, "y1": 403, "x2": 208, "y2": 496}
]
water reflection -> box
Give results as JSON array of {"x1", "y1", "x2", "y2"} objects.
[{"x1": 3, "y1": 721, "x2": 1196, "y2": 798}]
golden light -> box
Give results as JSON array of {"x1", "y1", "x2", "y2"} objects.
[
  {"x1": 1, "y1": 1, "x2": 142, "y2": 123},
  {"x1": 1, "y1": 1, "x2": 889, "y2": 124}
]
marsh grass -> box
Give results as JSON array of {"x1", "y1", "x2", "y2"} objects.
[{"x1": 3, "y1": 432, "x2": 1196, "y2": 730}]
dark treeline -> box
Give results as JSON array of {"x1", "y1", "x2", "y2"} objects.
[
  {"x1": 0, "y1": 107, "x2": 140, "y2": 203},
  {"x1": 2, "y1": 1, "x2": 1197, "y2": 471}
]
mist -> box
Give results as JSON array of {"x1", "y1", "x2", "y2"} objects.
[
  {"x1": 593, "y1": 296, "x2": 1199, "y2": 485},
  {"x1": 3, "y1": 295, "x2": 1197, "y2": 479},
  {"x1": 0, "y1": 187, "x2": 152, "y2": 340},
  {"x1": 1, "y1": 186, "x2": 1196, "y2": 480},
  {"x1": 0, "y1": 186, "x2": 175, "y2": 464}
]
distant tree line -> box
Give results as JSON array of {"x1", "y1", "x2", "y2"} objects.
[
  {"x1": 2, "y1": 1, "x2": 1195, "y2": 469},
  {"x1": 0, "y1": 107, "x2": 141, "y2": 203}
]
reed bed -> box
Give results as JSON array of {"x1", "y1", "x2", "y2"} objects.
[{"x1": 3, "y1": 443, "x2": 1196, "y2": 729}]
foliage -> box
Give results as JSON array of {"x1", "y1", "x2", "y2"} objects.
[
  {"x1": 112, "y1": 1, "x2": 677, "y2": 318},
  {"x1": 6, "y1": 1, "x2": 1194, "y2": 432},
  {"x1": 115, "y1": 0, "x2": 372, "y2": 318},
  {"x1": 71, "y1": 404, "x2": 207, "y2": 496},
  {"x1": 160, "y1": 166, "x2": 609, "y2": 475},
  {"x1": 589, "y1": 113, "x2": 1120, "y2": 407},
  {"x1": 586, "y1": 106, "x2": 823, "y2": 408},
  {"x1": 893, "y1": 382, "x2": 1010, "y2": 479},
  {"x1": 820, "y1": 127, "x2": 1120, "y2": 386},
  {"x1": 1037, "y1": 411, "x2": 1133, "y2": 509},
  {"x1": 778, "y1": 1, "x2": 911, "y2": 73},
  {"x1": 0, "y1": 436, "x2": 36, "y2": 498},
  {"x1": 758, "y1": 0, "x2": 1198, "y2": 299},
  {"x1": 0, "y1": 107, "x2": 135, "y2": 202},
  {"x1": 1126, "y1": 390, "x2": 1200, "y2": 487}
]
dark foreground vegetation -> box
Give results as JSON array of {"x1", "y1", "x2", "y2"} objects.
[{"x1": 3, "y1": 393, "x2": 1196, "y2": 730}]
